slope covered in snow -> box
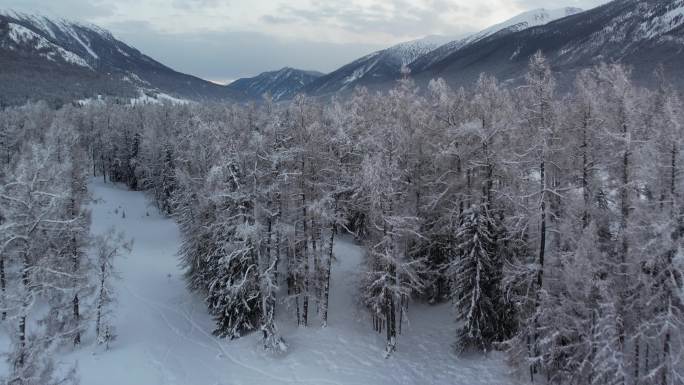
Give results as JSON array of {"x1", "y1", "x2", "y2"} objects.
[
  {"x1": 3, "y1": 22, "x2": 92, "y2": 69},
  {"x1": 411, "y1": 7, "x2": 583, "y2": 72},
  {"x1": 304, "y1": 7, "x2": 583, "y2": 96},
  {"x1": 384, "y1": 35, "x2": 453, "y2": 66},
  {"x1": 304, "y1": 35, "x2": 451, "y2": 96},
  {"x1": 0, "y1": 10, "x2": 242, "y2": 105},
  {"x1": 63, "y1": 179, "x2": 516, "y2": 385},
  {"x1": 463, "y1": 7, "x2": 584, "y2": 45},
  {"x1": 410, "y1": 0, "x2": 684, "y2": 90}
]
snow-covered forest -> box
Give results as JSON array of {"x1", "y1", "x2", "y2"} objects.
[{"x1": 0, "y1": 54, "x2": 683, "y2": 385}]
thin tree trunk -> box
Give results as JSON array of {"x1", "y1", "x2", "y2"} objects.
[
  {"x1": 581, "y1": 113, "x2": 590, "y2": 228},
  {"x1": 617, "y1": 118, "x2": 630, "y2": 385},
  {"x1": 634, "y1": 336, "x2": 640, "y2": 384},
  {"x1": 96, "y1": 262, "x2": 106, "y2": 339},
  {"x1": 386, "y1": 289, "x2": 396, "y2": 354},
  {"x1": 663, "y1": 328, "x2": 670, "y2": 385},
  {"x1": 322, "y1": 219, "x2": 336, "y2": 327},
  {"x1": 645, "y1": 342, "x2": 650, "y2": 381},
  {"x1": 671, "y1": 143, "x2": 677, "y2": 211},
  {"x1": 532, "y1": 156, "x2": 546, "y2": 378},
  {"x1": 301, "y1": 172, "x2": 309, "y2": 327},
  {"x1": 18, "y1": 314, "x2": 26, "y2": 367},
  {"x1": 538, "y1": 157, "x2": 546, "y2": 290},
  {"x1": 73, "y1": 294, "x2": 81, "y2": 345},
  {"x1": 102, "y1": 153, "x2": 106, "y2": 183},
  {"x1": 311, "y1": 216, "x2": 320, "y2": 315},
  {"x1": 73, "y1": 236, "x2": 81, "y2": 345},
  {"x1": 0, "y1": 255, "x2": 5, "y2": 321}
]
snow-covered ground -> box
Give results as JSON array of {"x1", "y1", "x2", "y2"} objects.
[{"x1": 66, "y1": 179, "x2": 515, "y2": 385}]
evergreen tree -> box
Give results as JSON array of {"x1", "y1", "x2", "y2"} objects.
[{"x1": 448, "y1": 203, "x2": 505, "y2": 353}]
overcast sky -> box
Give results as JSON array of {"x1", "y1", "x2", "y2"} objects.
[{"x1": 0, "y1": 0, "x2": 610, "y2": 83}]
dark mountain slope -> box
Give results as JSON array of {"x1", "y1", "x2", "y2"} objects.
[
  {"x1": 412, "y1": 0, "x2": 684, "y2": 89},
  {"x1": 227, "y1": 67, "x2": 323, "y2": 101}
]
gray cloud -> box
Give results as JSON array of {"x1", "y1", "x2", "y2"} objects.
[
  {"x1": 0, "y1": 0, "x2": 113, "y2": 19},
  {"x1": 170, "y1": 0, "x2": 226, "y2": 11},
  {"x1": 512, "y1": 0, "x2": 609, "y2": 10},
  {"x1": 260, "y1": 14, "x2": 299, "y2": 25},
  {"x1": 268, "y1": 0, "x2": 476, "y2": 38}
]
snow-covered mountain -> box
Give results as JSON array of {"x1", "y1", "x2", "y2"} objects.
[
  {"x1": 411, "y1": 7, "x2": 583, "y2": 72},
  {"x1": 4, "y1": 0, "x2": 684, "y2": 105},
  {"x1": 226, "y1": 67, "x2": 324, "y2": 102},
  {"x1": 303, "y1": 35, "x2": 452, "y2": 96},
  {"x1": 0, "y1": 10, "x2": 242, "y2": 106},
  {"x1": 303, "y1": 8, "x2": 582, "y2": 97},
  {"x1": 411, "y1": 0, "x2": 684, "y2": 89},
  {"x1": 465, "y1": 7, "x2": 584, "y2": 45}
]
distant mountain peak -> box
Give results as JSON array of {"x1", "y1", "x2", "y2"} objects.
[{"x1": 226, "y1": 67, "x2": 324, "y2": 101}]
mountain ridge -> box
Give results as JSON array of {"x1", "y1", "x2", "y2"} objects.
[
  {"x1": 304, "y1": 7, "x2": 583, "y2": 97},
  {"x1": 410, "y1": 0, "x2": 684, "y2": 90},
  {"x1": 0, "y1": 10, "x2": 243, "y2": 106},
  {"x1": 303, "y1": 35, "x2": 453, "y2": 96},
  {"x1": 3, "y1": 1, "x2": 684, "y2": 106}
]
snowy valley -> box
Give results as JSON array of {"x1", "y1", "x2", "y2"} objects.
[
  {"x1": 0, "y1": 1, "x2": 683, "y2": 385},
  {"x1": 64, "y1": 180, "x2": 512, "y2": 385}
]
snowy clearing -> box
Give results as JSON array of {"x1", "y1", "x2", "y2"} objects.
[{"x1": 65, "y1": 179, "x2": 516, "y2": 385}]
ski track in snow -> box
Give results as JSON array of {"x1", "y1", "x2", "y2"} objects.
[{"x1": 63, "y1": 179, "x2": 516, "y2": 385}]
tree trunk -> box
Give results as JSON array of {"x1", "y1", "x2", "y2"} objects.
[
  {"x1": 386, "y1": 290, "x2": 396, "y2": 355},
  {"x1": 301, "y1": 175, "x2": 309, "y2": 327},
  {"x1": 619, "y1": 121, "x2": 630, "y2": 358},
  {"x1": 322, "y1": 220, "x2": 336, "y2": 327},
  {"x1": 662, "y1": 329, "x2": 670, "y2": 385},
  {"x1": 0, "y1": 255, "x2": 5, "y2": 321},
  {"x1": 18, "y1": 314, "x2": 26, "y2": 367},
  {"x1": 274, "y1": 186, "x2": 282, "y2": 283},
  {"x1": 671, "y1": 143, "x2": 677, "y2": 213},
  {"x1": 538, "y1": 158, "x2": 546, "y2": 290},
  {"x1": 616, "y1": 118, "x2": 630, "y2": 385},
  {"x1": 311, "y1": 216, "x2": 321, "y2": 314},
  {"x1": 531, "y1": 156, "x2": 546, "y2": 378},
  {"x1": 581, "y1": 113, "x2": 590, "y2": 228},
  {"x1": 645, "y1": 343, "x2": 650, "y2": 380},
  {"x1": 73, "y1": 294, "x2": 81, "y2": 345},
  {"x1": 102, "y1": 153, "x2": 106, "y2": 183},
  {"x1": 634, "y1": 336, "x2": 640, "y2": 383},
  {"x1": 96, "y1": 262, "x2": 106, "y2": 339},
  {"x1": 73, "y1": 236, "x2": 81, "y2": 345}
]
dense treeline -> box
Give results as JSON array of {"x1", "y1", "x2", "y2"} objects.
[
  {"x1": 0, "y1": 100, "x2": 132, "y2": 384},
  {"x1": 1, "y1": 53, "x2": 682, "y2": 384}
]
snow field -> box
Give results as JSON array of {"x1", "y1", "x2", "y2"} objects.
[{"x1": 66, "y1": 179, "x2": 515, "y2": 385}]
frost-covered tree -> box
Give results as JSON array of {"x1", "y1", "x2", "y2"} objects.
[
  {"x1": 94, "y1": 230, "x2": 131, "y2": 349},
  {"x1": 202, "y1": 157, "x2": 262, "y2": 339},
  {"x1": 358, "y1": 83, "x2": 424, "y2": 355},
  {"x1": 448, "y1": 204, "x2": 505, "y2": 353},
  {"x1": 0, "y1": 128, "x2": 90, "y2": 382}
]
